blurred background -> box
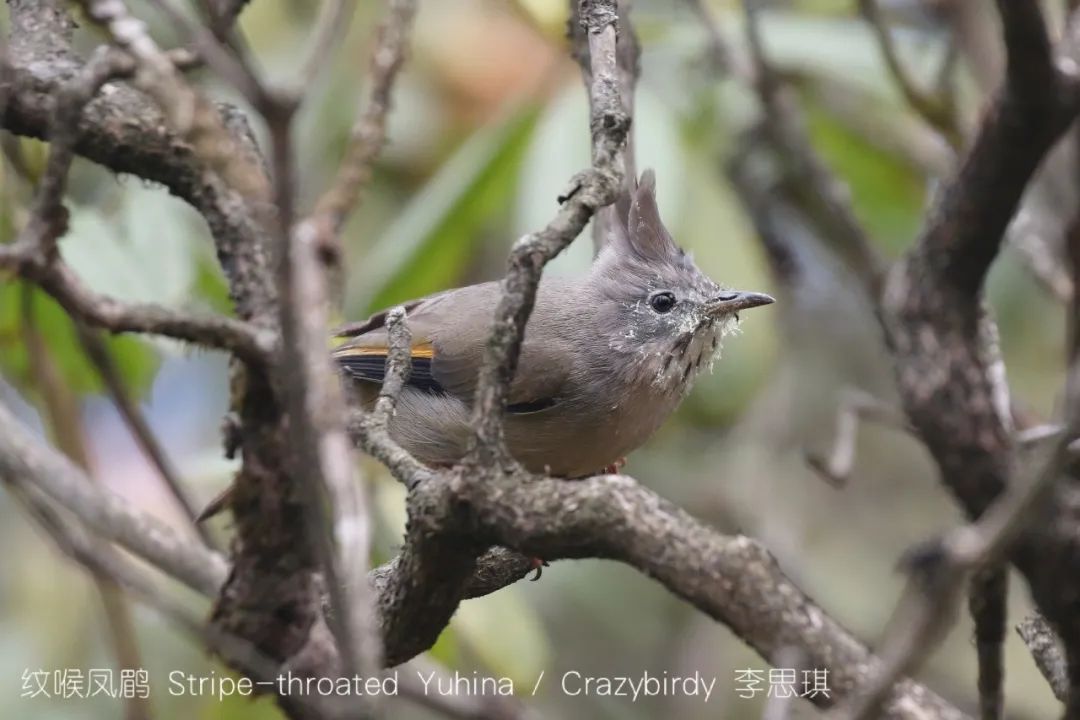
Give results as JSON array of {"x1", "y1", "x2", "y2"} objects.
[{"x1": 0, "y1": 0, "x2": 1070, "y2": 718}]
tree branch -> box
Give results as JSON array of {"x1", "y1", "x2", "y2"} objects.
[
  {"x1": 1, "y1": 252, "x2": 276, "y2": 362},
  {"x1": 466, "y1": 0, "x2": 629, "y2": 467},
  {"x1": 874, "y1": 3, "x2": 1080, "y2": 713},
  {"x1": 0, "y1": 400, "x2": 228, "y2": 597},
  {"x1": 0, "y1": 31, "x2": 274, "y2": 364},
  {"x1": 3, "y1": 0, "x2": 277, "y2": 324},
  {"x1": 74, "y1": 323, "x2": 218, "y2": 549},
  {"x1": 0, "y1": 396, "x2": 533, "y2": 669},
  {"x1": 305, "y1": 0, "x2": 417, "y2": 241},
  {"x1": 78, "y1": 0, "x2": 270, "y2": 199},
  {"x1": 894, "y1": 1, "x2": 1077, "y2": 301},
  {"x1": 0, "y1": 3, "x2": 1000, "y2": 719},
  {"x1": 969, "y1": 566, "x2": 1007, "y2": 720},
  {"x1": 0, "y1": 303, "x2": 969, "y2": 719},
  {"x1": 1017, "y1": 614, "x2": 1069, "y2": 703},
  {"x1": 397, "y1": 472, "x2": 967, "y2": 718},
  {"x1": 570, "y1": 0, "x2": 640, "y2": 254},
  {"x1": 859, "y1": 0, "x2": 961, "y2": 145},
  {"x1": 836, "y1": 423, "x2": 1066, "y2": 719},
  {"x1": 716, "y1": 1, "x2": 1080, "y2": 713},
  {"x1": 740, "y1": 0, "x2": 884, "y2": 294}
]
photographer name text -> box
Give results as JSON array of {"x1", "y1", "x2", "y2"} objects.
[{"x1": 20, "y1": 666, "x2": 829, "y2": 703}]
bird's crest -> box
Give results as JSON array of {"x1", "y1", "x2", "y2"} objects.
[{"x1": 602, "y1": 170, "x2": 683, "y2": 263}]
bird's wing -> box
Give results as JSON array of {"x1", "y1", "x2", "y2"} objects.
[
  {"x1": 333, "y1": 291, "x2": 445, "y2": 394},
  {"x1": 333, "y1": 283, "x2": 573, "y2": 414}
]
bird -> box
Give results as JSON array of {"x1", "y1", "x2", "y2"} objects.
[{"x1": 333, "y1": 170, "x2": 774, "y2": 479}]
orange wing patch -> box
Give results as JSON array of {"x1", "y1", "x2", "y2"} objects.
[{"x1": 334, "y1": 342, "x2": 435, "y2": 359}]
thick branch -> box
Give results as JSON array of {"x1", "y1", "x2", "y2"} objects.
[
  {"x1": 876, "y1": 2, "x2": 1080, "y2": 713},
  {"x1": 0, "y1": 400, "x2": 227, "y2": 597},
  {"x1": 2, "y1": 0, "x2": 277, "y2": 324},
  {"x1": 399, "y1": 472, "x2": 967, "y2": 719},
  {"x1": 0, "y1": 322, "x2": 968, "y2": 718},
  {"x1": 1017, "y1": 614, "x2": 1069, "y2": 703},
  {"x1": 0, "y1": 397, "x2": 533, "y2": 668},
  {"x1": 900, "y1": 1, "x2": 1076, "y2": 300}
]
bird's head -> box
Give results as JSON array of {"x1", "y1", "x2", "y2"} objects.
[{"x1": 589, "y1": 170, "x2": 774, "y2": 393}]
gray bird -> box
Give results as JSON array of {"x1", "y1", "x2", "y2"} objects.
[{"x1": 334, "y1": 170, "x2": 774, "y2": 477}]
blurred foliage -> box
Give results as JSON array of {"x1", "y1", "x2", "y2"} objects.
[
  {"x1": 0, "y1": 1, "x2": 1069, "y2": 719},
  {"x1": 803, "y1": 97, "x2": 926, "y2": 254},
  {"x1": 360, "y1": 105, "x2": 541, "y2": 313},
  {"x1": 0, "y1": 284, "x2": 159, "y2": 399}
]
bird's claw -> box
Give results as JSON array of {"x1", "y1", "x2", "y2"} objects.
[
  {"x1": 528, "y1": 557, "x2": 550, "y2": 581},
  {"x1": 601, "y1": 457, "x2": 627, "y2": 475}
]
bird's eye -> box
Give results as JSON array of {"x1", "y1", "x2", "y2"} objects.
[{"x1": 649, "y1": 291, "x2": 677, "y2": 313}]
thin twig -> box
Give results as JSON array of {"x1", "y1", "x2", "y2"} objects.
[
  {"x1": 859, "y1": 0, "x2": 962, "y2": 146},
  {"x1": 373, "y1": 307, "x2": 412, "y2": 420},
  {"x1": 4, "y1": 255, "x2": 276, "y2": 363},
  {"x1": 27, "y1": 46, "x2": 128, "y2": 255},
  {"x1": 142, "y1": 0, "x2": 270, "y2": 111},
  {"x1": 683, "y1": 0, "x2": 735, "y2": 77},
  {"x1": 78, "y1": 0, "x2": 270, "y2": 199},
  {"x1": 835, "y1": 418, "x2": 1070, "y2": 720},
  {"x1": 74, "y1": 322, "x2": 219, "y2": 549},
  {"x1": 570, "y1": 0, "x2": 640, "y2": 253},
  {"x1": 19, "y1": 287, "x2": 150, "y2": 720},
  {"x1": 740, "y1": 0, "x2": 884, "y2": 295},
  {"x1": 465, "y1": 0, "x2": 629, "y2": 468},
  {"x1": 805, "y1": 387, "x2": 911, "y2": 487},
  {"x1": 297, "y1": 0, "x2": 356, "y2": 91},
  {"x1": 346, "y1": 307, "x2": 438, "y2": 488},
  {"x1": 306, "y1": 0, "x2": 417, "y2": 240}
]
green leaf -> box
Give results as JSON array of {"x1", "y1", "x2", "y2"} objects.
[
  {"x1": 0, "y1": 283, "x2": 159, "y2": 398},
  {"x1": 192, "y1": 250, "x2": 235, "y2": 316},
  {"x1": 426, "y1": 624, "x2": 460, "y2": 669},
  {"x1": 62, "y1": 185, "x2": 200, "y2": 308},
  {"x1": 0, "y1": 181, "x2": 210, "y2": 399},
  {"x1": 356, "y1": 105, "x2": 541, "y2": 314},
  {"x1": 802, "y1": 95, "x2": 925, "y2": 253}
]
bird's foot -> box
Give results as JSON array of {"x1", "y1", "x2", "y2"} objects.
[
  {"x1": 528, "y1": 557, "x2": 550, "y2": 581},
  {"x1": 601, "y1": 457, "x2": 627, "y2": 475}
]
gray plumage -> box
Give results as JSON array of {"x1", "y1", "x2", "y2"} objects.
[{"x1": 335, "y1": 170, "x2": 773, "y2": 477}]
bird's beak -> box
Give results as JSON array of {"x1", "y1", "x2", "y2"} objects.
[{"x1": 704, "y1": 290, "x2": 775, "y2": 316}]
